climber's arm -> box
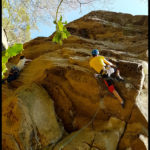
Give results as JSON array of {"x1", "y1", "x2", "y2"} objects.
[
  {"x1": 24, "y1": 58, "x2": 32, "y2": 65},
  {"x1": 25, "y1": 58, "x2": 32, "y2": 62},
  {"x1": 104, "y1": 58, "x2": 116, "y2": 67}
]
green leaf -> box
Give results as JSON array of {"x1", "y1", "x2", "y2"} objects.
[
  {"x1": 2, "y1": 43, "x2": 23, "y2": 79},
  {"x1": 60, "y1": 16, "x2": 62, "y2": 22},
  {"x1": 63, "y1": 27, "x2": 67, "y2": 31},
  {"x1": 2, "y1": 63, "x2": 7, "y2": 79},
  {"x1": 59, "y1": 40, "x2": 63, "y2": 45},
  {"x1": 57, "y1": 32, "x2": 62, "y2": 41},
  {"x1": 66, "y1": 30, "x2": 71, "y2": 37},
  {"x1": 52, "y1": 35, "x2": 56, "y2": 42},
  {"x1": 52, "y1": 15, "x2": 71, "y2": 45},
  {"x1": 62, "y1": 32, "x2": 67, "y2": 39},
  {"x1": 57, "y1": 21, "x2": 63, "y2": 31},
  {"x1": 2, "y1": 56, "x2": 9, "y2": 64},
  {"x1": 6, "y1": 43, "x2": 23, "y2": 57},
  {"x1": 26, "y1": 25, "x2": 30, "y2": 31},
  {"x1": 63, "y1": 21, "x2": 67, "y2": 24}
]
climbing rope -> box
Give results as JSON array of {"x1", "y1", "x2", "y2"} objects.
[{"x1": 58, "y1": 104, "x2": 101, "y2": 150}]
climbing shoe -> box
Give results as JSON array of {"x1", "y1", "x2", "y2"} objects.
[
  {"x1": 116, "y1": 76, "x2": 124, "y2": 82},
  {"x1": 121, "y1": 101, "x2": 125, "y2": 108}
]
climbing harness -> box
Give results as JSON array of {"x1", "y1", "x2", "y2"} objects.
[{"x1": 95, "y1": 73, "x2": 139, "y2": 91}]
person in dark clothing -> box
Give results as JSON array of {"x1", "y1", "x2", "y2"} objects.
[{"x1": 2, "y1": 55, "x2": 32, "y2": 83}]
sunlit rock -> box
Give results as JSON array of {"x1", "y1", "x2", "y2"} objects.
[{"x1": 2, "y1": 10, "x2": 148, "y2": 150}]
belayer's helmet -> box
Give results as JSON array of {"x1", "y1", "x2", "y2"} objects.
[{"x1": 92, "y1": 49, "x2": 99, "y2": 56}]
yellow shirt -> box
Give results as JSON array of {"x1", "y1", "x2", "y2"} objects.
[{"x1": 89, "y1": 55, "x2": 107, "y2": 73}]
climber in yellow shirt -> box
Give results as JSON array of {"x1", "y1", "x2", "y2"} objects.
[{"x1": 89, "y1": 49, "x2": 125, "y2": 108}]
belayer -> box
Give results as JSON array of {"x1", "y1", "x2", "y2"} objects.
[
  {"x1": 89, "y1": 49, "x2": 125, "y2": 108},
  {"x1": 2, "y1": 56, "x2": 32, "y2": 83}
]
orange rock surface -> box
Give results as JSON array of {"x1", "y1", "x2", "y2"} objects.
[{"x1": 2, "y1": 10, "x2": 148, "y2": 150}]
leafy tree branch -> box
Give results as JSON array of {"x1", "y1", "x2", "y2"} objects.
[
  {"x1": 2, "y1": 44, "x2": 23, "y2": 79},
  {"x1": 52, "y1": 0, "x2": 71, "y2": 45}
]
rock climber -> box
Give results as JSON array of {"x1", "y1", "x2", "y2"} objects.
[
  {"x1": 89, "y1": 49, "x2": 125, "y2": 108},
  {"x1": 2, "y1": 55, "x2": 32, "y2": 83}
]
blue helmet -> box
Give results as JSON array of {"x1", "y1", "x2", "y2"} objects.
[{"x1": 92, "y1": 49, "x2": 99, "y2": 56}]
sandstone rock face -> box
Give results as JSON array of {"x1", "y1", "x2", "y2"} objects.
[
  {"x1": 2, "y1": 10, "x2": 148, "y2": 150},
  {"x1": 2, "y1": 83, "x2": 63, "y2": 149},
  {"x1": 54, "y1": 117, "x2": 125, "y2": 150}
]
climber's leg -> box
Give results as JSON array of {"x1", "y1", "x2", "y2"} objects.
[
  {"x1": 114, "y1": 68, "x2": 124, "y2": 81},
  {"x1": 112, "y1": 89, "x2": 124, "y2": 107},
  {"x1": 103, "y1": 79, "x2": 125, "y2": 108},
  {"x1": 7, "y1": 67, "x2": 20, "y2": 83}
]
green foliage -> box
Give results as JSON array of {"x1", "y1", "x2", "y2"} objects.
[
  {"x1": 2, "y1": 0, "x2": 31, "y2": 45},
  {"x1": 52, "y1": 16, "x2": 70, "y2": 45},
  {"x1": 2, "y1": 43, "x2": 23, "y2": 79}
]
